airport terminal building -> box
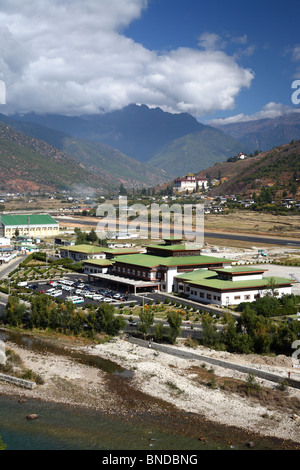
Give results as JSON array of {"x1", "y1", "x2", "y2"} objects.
[
  {"x1": 85, "y1": 238, "x2": 233, "y2": 295},
  {"x1": 84, "y1": 238, "x2": 295, "y2": 305}
]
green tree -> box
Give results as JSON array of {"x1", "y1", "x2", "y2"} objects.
[
  {"x1": 267, "y1": 277, "x2": 279, "y2": 297},
  {"x1": 251, "y1": 295, "x2": 280, "y2": 317},
  {"x1": 95, "y1": 303, "x2": 126, "y2": 336},
  {"x1": 153, "y1": 322, "x2": 165, "y2": 343},
  {"x1": 87, "y1": 229, "x2": 98, "y2": 243},
  {"x1": 201, "y1": 314, "x2": 218, "y2": 347},
  {"x1": 167, "y1": 311, "x2": 182, "y2": 344},
  {"x1": 139, "y1": 309, "x2": 154, "y2": 338},
  {"x1": 4, "y1": 296, "x2": 27, "y2": 327},
  {"x1": 119, "y1": 183, "x2": 127, "y2": 196}
]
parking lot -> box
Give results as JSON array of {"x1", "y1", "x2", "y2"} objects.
[{"x1": 25, "y1": 277, "x2": 138, "y2": 307}]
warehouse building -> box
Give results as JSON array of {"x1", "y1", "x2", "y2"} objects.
[{"x1": 0, "y1": 214, "x2": 59, "y2": 239}]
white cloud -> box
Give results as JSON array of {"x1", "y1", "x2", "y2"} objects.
[
  {"x1": 207, "y1": 101, "x2": 300, "y2": 126},
  {"x1": 0, "y1": 0, "x2": 254, "y2": 116},
  {"x1": 292, "y1": 45, "x2": 300, "y2": 62},
  {"x1": 198, "y1": 32, "x2": 226, "y2": 51}
]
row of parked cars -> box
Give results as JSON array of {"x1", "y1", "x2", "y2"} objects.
[{"x1": 44, "y1": 279, "x2": 129, "y2": 305}]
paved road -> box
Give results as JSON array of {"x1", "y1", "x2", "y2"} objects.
[
  {"x1": 0, "y1": 255, "x2": 27, "y2": 280},
  {"x1": 205, "y1": 232, "x2": 300, "y2": 247}
]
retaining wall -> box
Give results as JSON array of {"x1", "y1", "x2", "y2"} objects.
[
  {"x1": 128, "y1": 337, "x2": 300, "y2": 390},
  {"x1": 0, "y1": 373, "x2": 36, "y2": 390}
]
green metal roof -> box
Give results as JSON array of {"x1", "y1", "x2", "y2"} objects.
[
  {"x1": 113, "y1": 254, "x2": 233, "y2": 269},
  {"x1": 84, "y1": 259, "x2": 113, "y2": 266},
  {"x1": 175, "y1": 269, "x2": 215, "y2": 281},
  {"x1": 0, "y1": 214, "x2": 58, "y2": 226},
  {"x1": 63, "y1": 244, "x2": 104, "y2": 254},
  {"x1": 175, "y1": 269, "x2": 294, "y2": 291},
  {"x1": 213, "y1": 266, "x2": 268, "y2": 274},
  {"x1": 147, "y1": 244, "x2": 200, "y2": 251},
  {"x1": 113, "y1": 254, "x2": 163, "y2": 268},
  {"x1": 98, "y1": 247, "x2": 143, "y2": 254}
]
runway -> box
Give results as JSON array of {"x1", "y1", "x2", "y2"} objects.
[{"x1": 56, "y1": 218, "x2": 300, "y2": 247}]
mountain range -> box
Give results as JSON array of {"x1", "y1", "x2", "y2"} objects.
[
  {"x1": 11, "y1": 104, "x2": 245, "y2": 178},
  {"x1": 0, "y1": 105, "x2": 300, "y2": 194},
  {"x1": 211, "y1": 113, "x2": 300, "y2": 153},
  {"x1": 0, "y1": 112, "x2": 169, "y2": 192}
]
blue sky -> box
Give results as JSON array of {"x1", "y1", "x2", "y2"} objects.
[
  {"x1": 125, "y1": 0, "x2": 300, "y2": 123},
  {"x1": 0, "y1": 0, "x2": 299, "y2": 122}
]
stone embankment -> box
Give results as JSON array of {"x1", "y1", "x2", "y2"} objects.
[
  {"x1": 128, "y1": 337, "x2": 300, "y2": 389},
  {"x1": 0, "y1": 372, "x2": 36, "y2": 390}
]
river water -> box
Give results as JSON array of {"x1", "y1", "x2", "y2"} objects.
[
  {"x1": 0, "y1": 395, "x2": 214, "y2": 451},
  {"x1": 0, "y1": 329, "x2": 296, "y2": 451}
]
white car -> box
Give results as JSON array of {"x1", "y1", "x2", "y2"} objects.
[
  {"x1": 84, "y1": 292, "x2": 94, "y2": 299},
  {"x1": 46, "y1": 288, "x2": 56, "y2": 295},
  {"x1": 92, "y1": 295, "x2": 104, "y2": 301},
  {"x1": 75, "y1": 289, "x2": 85, "y2": 295},
  {"x1": 51, "y1": 282, "x2": 59, "y2": 287},
  {"x1": 52, "y1": 290, "x2": 63, "y2": 297}
]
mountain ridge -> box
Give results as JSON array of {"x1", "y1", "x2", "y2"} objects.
[
  {"x1": 196, "y1": 140, "x2": 300, "y2": 197},
  {"x1": 0, "y1": 113, "x2": 169, "y2": 190},
  {"x1": 0, "y1": 123, "x2": 108, "y2": 193},
  {"x1": 11, "y1": 104, "x2": 245, "y2": 177},
  {"x1": 210, "y1": 113, "x2": 300, "y2": 153}
]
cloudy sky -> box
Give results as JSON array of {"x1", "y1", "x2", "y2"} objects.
[{"x1": 0, "y1": 0, "x2": 299, "y2": 123}]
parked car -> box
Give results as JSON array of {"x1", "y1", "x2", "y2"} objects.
[
  {"x1": 30, "y1": 284, "x2": 39, "y2": 290},
  {"x1": 92, "y1": 295, "x2": 104, "y2": 301},
  {"x1": 51, "y1": 290, "x2": 63, "y2": 297},
  {"x1": 18, "y1": 281, "x2": 28, "y2": 287},
  {"x1": 46, "y1": 288, "x2": 57, "y2": 295},
  {"x1": 71, "y1": 296, "x2": 85, "y2": 304}
]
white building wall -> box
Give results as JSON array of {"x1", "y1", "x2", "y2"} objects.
[
  {"x1": 227, "y1": 274, "x2": 263, "y2": 281},
  {"x1": 220, "y1": 286, "x2": 292, "y2": 306},
  {"x1": 175, "y1": 281, "x2": 292, "y2": 306},
  {"x1": 0, "y1": 238, "x2": 10, "y2": 246},
  {"x1": 163, "y1": 267, "x2": 178, "y2": 292},
  {"x1": 84, "y1": 265, "x2": 109, "y2": 275}
]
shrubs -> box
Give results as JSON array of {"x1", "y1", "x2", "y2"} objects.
[
  {"x1": 2, "y1": 294, "x2": 125, "y2": 339},
  {"x1": 199, "y1": 302, "x2": 300, "y2": 356}
]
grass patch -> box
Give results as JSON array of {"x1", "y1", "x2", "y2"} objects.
[
  {"x1": 165, "y1": 380, "x2": 184, "y2": 395},
  {"x1": 189, "y1": 366, "x2": 300, "y2": 414}
]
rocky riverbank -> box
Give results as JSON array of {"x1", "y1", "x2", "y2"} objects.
[{"x1": 0, "y1": 331, "x2": 300, "y2": 449}]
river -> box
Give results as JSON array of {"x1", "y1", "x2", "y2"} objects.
[{"x1": 0, "y1": 329, "x2": 297, "y2": 451}]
